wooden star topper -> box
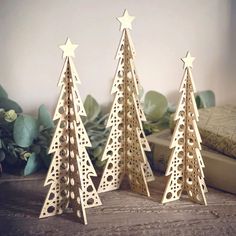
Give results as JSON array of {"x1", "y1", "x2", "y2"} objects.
[
  {"x1": 181, "y1": 51, "x2": 195, "y2": 69},
  {"x1": 117, "y1": 9, "x2": 135, "y2": 31},
  {"x1": 59, "y1": 38, "x2": 78, "y2": 58}
]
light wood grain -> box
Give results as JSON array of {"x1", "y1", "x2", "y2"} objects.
[
  {"x1": 40, "y1": 38, "x2": 101, "y2": 224},
  {"x1": 0, "y1": 174, "x2": 236, "y2": 236},
  {"x1": 98, "y1": 10, "x2": 154, "y2": 196},
  {"x1": 162, "y1": 52, "x2": 207, "y2": 205}
]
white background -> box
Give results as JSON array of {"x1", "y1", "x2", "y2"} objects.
[{"x1": 0, "y1": 0, "x2": 235, "y2": 114}]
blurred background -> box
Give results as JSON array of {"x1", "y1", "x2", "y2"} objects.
[{"x1": 0, "y1": 0, "x2": 235, "y2": 114}]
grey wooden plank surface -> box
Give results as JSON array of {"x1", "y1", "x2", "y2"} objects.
[{"x1": 0, "y1": 174, "x2": 236, "y2": 236}]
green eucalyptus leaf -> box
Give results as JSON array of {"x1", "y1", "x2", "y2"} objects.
[
  {"x1": 38, "y1": 104, "x2": 54, "y2": 129},
  {"x1": 0, "y1": 85, "x2": 8, "y2": 98},
  {"x1": 97, "y1": 113, "x2": 109, "y2": 124},
  {"x1": 40, "y1": 153, "x2": 52, "y2": 168},
  {"x1": 143, "y1": 122, "x2": 153, "y2": 135},
  {"x1": 0, "y1": 150, "x2": 5, "y2": 162},
  {"x1": 13, "y1": 115, "x2": 39, "y2": 147},
  {"x1": 23, "y1": 153, "x2": 41, "y2": 176},
  {"x1": 95, "y1": 158, "x2": 106, "y2": 168},
  {"x1": 20, "y1": 151, "x2": 31, "y2": 161},
  {"x1": 93, "y1": 146, "x2": 103, "y2": 158},
  {"x1": 85, "y1": 121, "x2": 97, "y2": 130},
  {"x1": 144, "y1": 91, "x2": 168, "y2": 122},
  {"x1": 195, "y1": 90, "x2": 215, "y2": 109},
  {"x1": 169, "y1": 113, "x2": 175, "y2": 132},
  {"x1": 84, "y1": 95, "x2": 101, "y2": 121},
  {"x1": 4, "y1": 109, "x2": 17, "y2": 122},
  {"x1": 0, "y1": 98, "x2": 22, "y2": 113},
  {"x1": 167, "y1": 103, "x2": 176, "y2": 113},
  {"x1": 90, "y1": 140, "x2": 99, "y2": 148}
]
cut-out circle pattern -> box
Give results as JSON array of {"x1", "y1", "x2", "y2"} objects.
[
  {"x1": 40, "y1": 56, "x2": 101, "y2": 224},
  {"x1": 162, "y1": 65, "x2": 207, "y2": 205},
  {"x1": 98, "y1": 29, "x2": 154, "y2": 196}
]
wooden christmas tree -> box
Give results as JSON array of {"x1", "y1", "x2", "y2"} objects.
[
  {"x1": 161, "y1": 52, "x2": 207, "y2": 205},
  {"x1": 39, "y1": 38, "x2": 101, "y2": 224},
  {"x1": 98, "y1": 10, "x2": 154, "y2": 197}
]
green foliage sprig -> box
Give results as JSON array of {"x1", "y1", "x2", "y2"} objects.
[
  {"x1": 0, "y1": 83, "x2": 215, "y2": 175},
  {"x1": 83, "y1": 95, "x2": 109, "y2": 168},
  {"x1": 0, "y1": 85, "x2": 54, "y2": 176},
  {"x1": 82, "y1": 89, "x2": 215, "y2": 168},
  {"x1": 82, "y1": 90, "x2": 174, "y2": 168}
]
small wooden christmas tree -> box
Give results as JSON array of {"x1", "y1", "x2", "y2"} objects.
[
  {"x1": 39, "y1": 38, "x2": 101, "y2": 224},
  {"x1": 162, "y1": 52, "x2": 207, "y2": 205},
  {"x1": 98, "y1": 10, "x2": 154, "y2": 197}
]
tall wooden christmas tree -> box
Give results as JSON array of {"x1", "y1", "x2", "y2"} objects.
[
  {"x1": 39, "y1": 38, "x2": 101, "y2": 224},
  {"x1": 162, "y1": 52, "x2": 207, "y2": 205},
  {"x1": 98, "y1": 10, "x2": 154, "y2": 197}
]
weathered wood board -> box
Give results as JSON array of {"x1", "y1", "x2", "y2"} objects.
[{"x1": 0, "y1": 173, "x2": 236, "y2": 236}]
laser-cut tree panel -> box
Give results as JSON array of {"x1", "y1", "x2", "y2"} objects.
[
  {"x1": 39, "y1": 38, "x2": 101, "y2": 224},
  {"x1": 161, "y1": 52, "x2": 207, "y2": 205},
  {"x1": 98, "y1": 10, "x2": 154, "y2": 197}
]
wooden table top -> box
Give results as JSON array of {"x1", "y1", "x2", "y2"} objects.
[{"x1": 0, "y1": 173, "x2": 236, "y2": 236}]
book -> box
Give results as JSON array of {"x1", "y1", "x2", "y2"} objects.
[
  {"x1": 147, "y1": 129, "x2": 236, "y2": 194},
  {"x1": 198, "y1": 105, "x2": 236, "y2": 159}
]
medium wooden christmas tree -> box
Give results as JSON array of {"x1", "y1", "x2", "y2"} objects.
[
  {"x1": 98, "y1": 10, "x2": 154, "y2": 196},
  {"x1": 162, "y1": 52, "x2": 207, "y2": 205},
  {"x1": 39, "y1": 38, "x2": 101, "y2": 224}
]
